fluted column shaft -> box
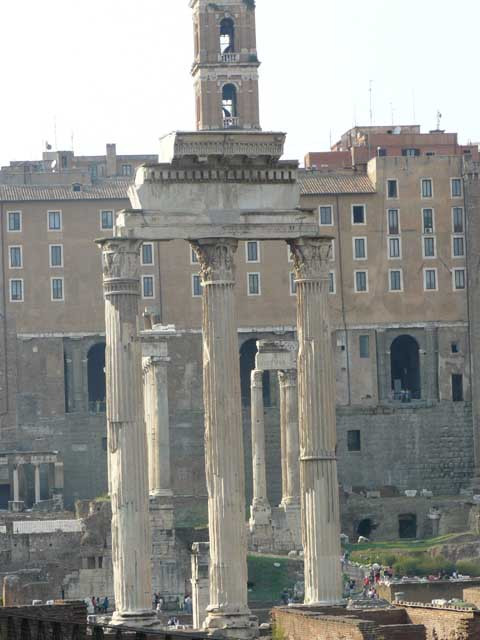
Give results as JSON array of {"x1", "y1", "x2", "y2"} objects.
[
  {"x1": 288, "y1": 237, "x2": 342, "y2": 604},
  {"x1": 100, "y1": 238, "x2": 153, "y2": 622},
  {"x1": 143, "y1": 356, "x2": 172, "y2": 497},
  {"x1": 279, "y1": 380, "x2": 288, "y2": 506},
  {"x1": 278, "y1": 370, "x2": 300, "y2": 506},
  {"x1": 191, "y1": 239, "x2": 252, "y2": 636}
]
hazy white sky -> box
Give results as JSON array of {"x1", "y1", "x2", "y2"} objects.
[{"x1": 1, "y1": 0, "x2": 479, "y2": 168}]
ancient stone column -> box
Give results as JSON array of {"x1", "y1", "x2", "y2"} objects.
[
  {"x1": 143, "y1": 353, "x2": 172, "y2": 498},
  {"x1": 100, "y1": 238, "x2": 154, "y2": 625},
  {"x1": 249, "y1": 369, "x2": 272, "y2": 540},
  {"x1": 34, "y1": 464, "x2": 41, "y2": 504},
  {"x1": 279, "y1": 379, "x2": 289, "y2": 506},
  {"x1": 288, "y1": 237, "x2": 342, "y2": 604},
  {"x1": 191, "y1": 542, "x2": 210, "y2": 631},
  {"x1": 190, "y1": 239, "x2": 254, "y2": 639},
  {"x1": 12, "y1": 466, "x2": 19, "y2": 502},
  {"x1": 278, "y1": 370, "x2": 300, "y2": 506}
]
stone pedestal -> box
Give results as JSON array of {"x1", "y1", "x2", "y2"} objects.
[
  {"x1": 100, "y1": 238, "x2": 154, "y2": 625},
  {"x1": 191, "y1": 239, "x2": 255, "y2": 639},
  {"x1": 8, "y1": 501, "x2": 24, "y2": 513},
  {"x1": 289, "y1": 237, "x2": 342, "y2": 605},
  {"x1": 249, "y1": 369, "x2": 272, "y2": 545}
]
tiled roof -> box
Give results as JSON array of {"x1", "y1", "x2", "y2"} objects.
[
  {"x1": 298, "y1": 171, "x2": 376, "y2": 195},
  {"x1": 12, "y1": 519, "x2": 83, "y2": 534},
  {"x1": 0, "y1": 181, "x2": 131, "y2": 202}
]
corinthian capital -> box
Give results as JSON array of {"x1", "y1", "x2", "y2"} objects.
[
  {"x1": 278, "y1": 369, "x2": 297, "y2": 388},
  {"x1": 190, "y1": 239, "x2": 238, "y2": 285},
  {"x1": 287, "y1": 237, "x2": 332, "y2": 281},
  {"x1": 99, "y1": 239, "x2": 142, "y2": 281}
]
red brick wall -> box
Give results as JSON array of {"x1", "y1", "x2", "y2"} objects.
[
  {"x1": 378, "y1": 624, "x2": 426, "y2": 640},
  {"x1": 404, "y1": 604, "x2": 480, "y2": 640},
  {"x1": 272, "y1": 609, "x2": 376, "y2": 640}
]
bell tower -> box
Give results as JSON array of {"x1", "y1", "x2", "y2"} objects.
[{"x1": 190, "y1": 0, "x2": 261, "y2": 131}]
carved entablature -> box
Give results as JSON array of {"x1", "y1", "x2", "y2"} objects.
[
  {"x1": 190, "y1": 239, "x2": 238, "y2": 286},
  {"x1": 288, "y1": 238, "x2": 332, "y2": 282}
]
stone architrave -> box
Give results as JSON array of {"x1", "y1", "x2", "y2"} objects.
[
  {"x1": 190, "y1": 238, "x2": 254, "y2": 639},
  {"x1": 99, "y1": 238, "x2": 154, "y2": 625},
  {"x1": 249, "y1": 369, "x2": 272, "y2": 539},
  {"x1": 288, "y1": 237, "x2": 342, "y2": 604}
]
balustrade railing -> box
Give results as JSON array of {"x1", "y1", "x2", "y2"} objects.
[
  {"x1": 218, "y1": 53, "x2": 239, "y2": 63},
  {"x1": 223, "y1": 117, "x2": 240, "y2": 129}
]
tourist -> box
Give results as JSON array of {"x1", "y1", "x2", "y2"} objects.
[
  {"x1": 91, "y1": 597, "x2": 96, "y2": 613},
  {"x1": 102, "y1": 597, "x2": 109, "y2": 613},
  {"x1": 184, "y1": 595, "x2": 193, "y2": 614}
]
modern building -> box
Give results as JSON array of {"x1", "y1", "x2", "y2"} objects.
[{"x1": 0, "y1": 0, "x2": 479, "y2": 531}]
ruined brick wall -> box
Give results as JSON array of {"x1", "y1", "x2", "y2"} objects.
[
  {"x1": 404, "y1": 604, "x2": 480, "y2": 640},
  {"x1": 272, "y1": 609, "x2": 377, "y2": 640},
  {"x1": 377, "y1": 580, "x2": 480, "y2": 604},
  {"x1": 377, "y1": 624, "x2": 426, "y2": 640}
]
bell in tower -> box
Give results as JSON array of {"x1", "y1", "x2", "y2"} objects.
[{"x1": 190, "y1": 0, "x2": 261, "y2": 131}]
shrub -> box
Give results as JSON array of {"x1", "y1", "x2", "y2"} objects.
[
  {"x1": 393, "y1": 554, "x2": 454, "y2": 577},
  {"x1": 456, "y1": 560, "x2": 480, "y2": 577}
]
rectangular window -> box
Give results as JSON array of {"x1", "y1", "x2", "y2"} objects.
[
  {"x1": 388, "y1": 237, "x2": 401, "y2": 259},
  {"x1": 190, "y1": 247, "x2": 199, "y2": 264},
  {"x1": 51, "y1": 278, "x2": 64, "y2": 301},
  {"x1": 100, "y1": 210, "x2": 114, "y2": 230},
  {"x1": 359, "y1": 335, "x2": 370, "y2": 358},
  {"x1": 451, "y1": 178, "x2": 462, "y2": 198},
  {"x1": 49, "y1": 245, "x2": 63, "y2": 268},
  {"x1": 142, "y1": 275, "x2": 154, "y2": 298},
  {"x1": 352, "y1": 204, "x2": 366, "y2": 225},
  {"x1": 388, "y1": 209, "x2": 399, "y2": 235},
  {"x1": 9, "y1": 246, "x2": 22, "y2": 269},
  {"x1": 423, "y1": 237, "x2": 436, "y2": 258},
  {"x1": 403, "y1": 148, "x2": 420, "y2": 157},
  {"x1": 424, "y1": 269, "x2": 437, "y2": 291},
  {"x1": 353, "y1": 237, "x2": 367, "y2": 260},
  {"x1": 246, "y1": 241, "x2": 260, "y2": 263},
  {"x1": 421, "y1": 178, "x2": 433, "y2": 198},
  {"x1": 347, "y1": 430, "x2": 361, "y2": 452},
  {"x1": 453, "y1": 269, "x2": 466, "y2": 290},
  {"x1": 10, "y1": 279, "x2": 23, "y2": 302},
  {"x1": 423, "y1": 209, "x2": 434, "y2": 233},
  {"x1": 389, "y1": 269, "x2": 403, "y2": 292},
  {"x1": 192, "y1": 274, "x2": 202, "y2": 297},
  {"x1": 290, "y1": 272, "x2": 297, "y2": 296},
  {"x1": 452, "y1": 207, "x2": 464, "y2": 233},
  {"x1": 329, "y1": 271, "x2": 336, "y2": 294},
  {"x1": 287, "y1": 246, "x2": 294, "y2": 263},
  {"x1": 48, "y1": 210, "x2": 62, "y2": 231},
  {"x1": 319, "y1": 205, "x2": 333, "y2": 225},
  {"x1": 452, "y1": 374, "x2": 464, "y2": 402},
  {"x1": 7, "y1": 211, "x2": 21, "y2": 232},
  {"x1": 387, "y1": 179, "x2": 398, "y2": 199},
  {"x1": 247, "y1": 273, "x2": 261, "y2": 296},
  {"x1": 121, "y1": 164, "x2": 133, "y2": 177},
  {"x1": 452, "y1": 236, "x2": 465, "y2": 258},
  {"x1": 141, "y1": 243, "x2": 154, "y2": 265},
  {"x1": 354, "y1": 270, "x2": 368, "y2": 293}
]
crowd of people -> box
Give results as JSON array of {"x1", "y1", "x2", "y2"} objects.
[{"x1": 89, "y1": 596, "x2": 109, "y2": 614}]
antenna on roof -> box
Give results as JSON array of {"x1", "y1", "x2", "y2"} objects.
[
  {"x1": 412, "y1": 89, "x2": 416, "y2": 122},
  {"x1": 53, "y1": 116, "x2": 58, "y2": 150},
  {"x1": 369, "y1": 80, "x2": 374, "y2": 126},
  {"x1": 390, "y1": 102, "x2": 395, "y2": 126},
  {"x1": 436, "y1": 110, "x2": 442, "y2": 130}
]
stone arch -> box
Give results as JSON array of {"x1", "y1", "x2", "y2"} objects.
[
  {"x1": 399, "y1": 513, "x2": 417, "y2": 539},
  {"x1": 87, "y1": 343, "x2": 106, "y2": 410},
  {"x1": 390, "y1": 334, "x2": 421, "y2": 399},
  {"x1": 357, "y1": 518, "x2": 374, "y2": 538},
  {"x1": 222, "y1": 83, "x2": 238, "y2": 122}
]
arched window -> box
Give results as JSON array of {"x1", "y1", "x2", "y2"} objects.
[
  {"x1": 390, "y1": 335, "x2": 421, "y2": 400},
  {"x1": 222, "y1": 84, "x2": 238, "y2": 127},
  {"x1": 220, "y1": 18, "x2": 235, "y2": 54},
  {"x1": 87, "y1": 343, "x2": 106, "y2": 413}
]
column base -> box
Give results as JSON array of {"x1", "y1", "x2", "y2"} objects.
[
  {"x1": 205, "y1": 611, "x2": 258, "y2": 639},
  {"x1": 249, "y1": 500, "x2": 272, "y2": 528},
  {"x1": 110, "y1": 610, "x2": 156, "y2": 627},
  {"x1": 8, "y1": 501, "x2": 24, "y2": 513}
]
